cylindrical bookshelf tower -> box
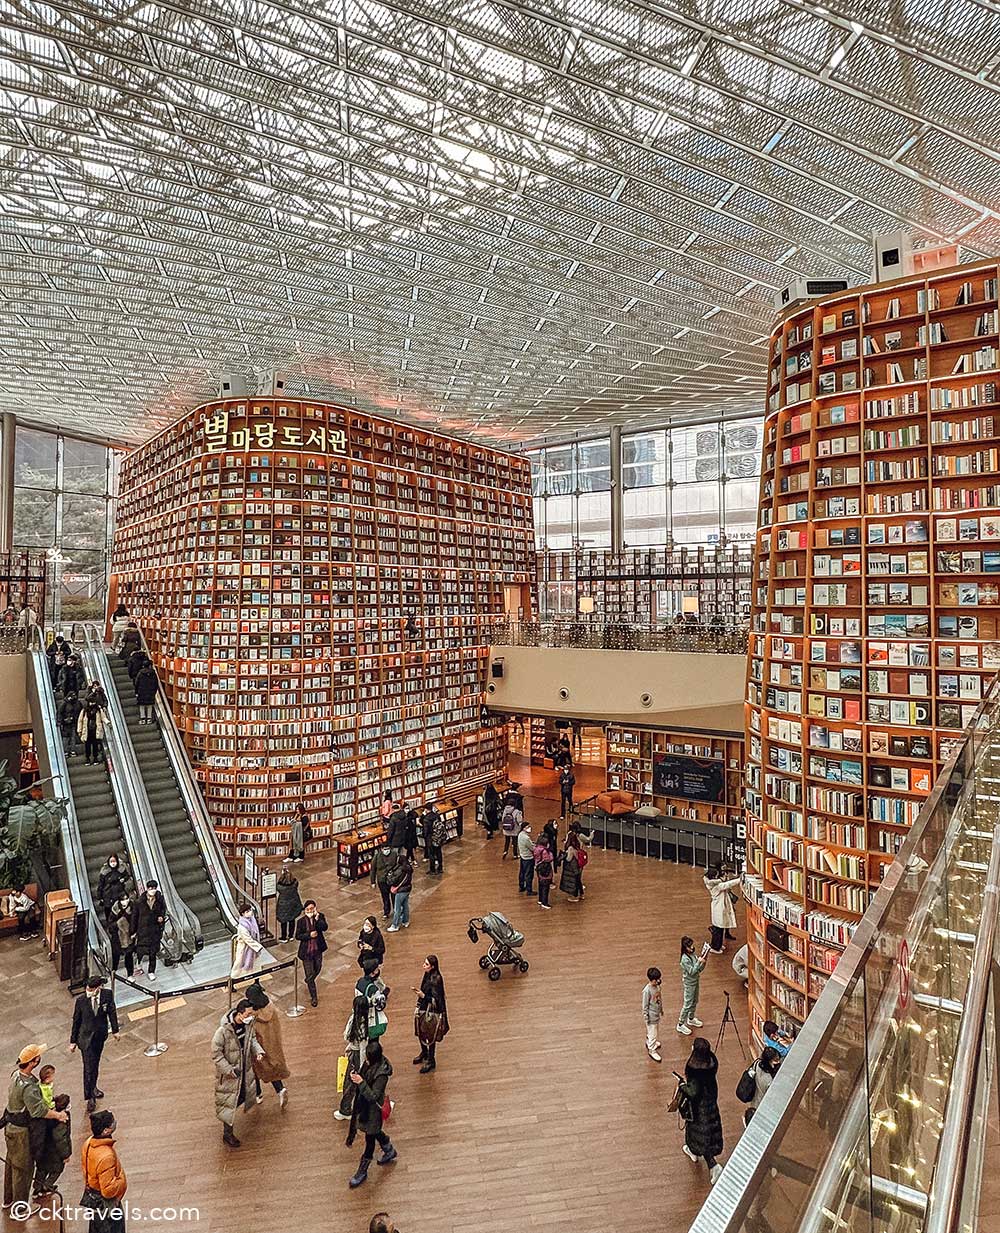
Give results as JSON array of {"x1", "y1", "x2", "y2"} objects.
[
  {"x1": 745, "y1": 259, "x2": 1000, "y2": 1039},
  {"x1": 113, "y1": 397, "x2": 535, "y2": 857}
]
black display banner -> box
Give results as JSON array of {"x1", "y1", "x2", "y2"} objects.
[{"x1": 652, "y1": 754, "x2": 725, "y2": 803}]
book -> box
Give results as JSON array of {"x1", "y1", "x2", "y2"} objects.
[{"x1": 869, "y1": 730, "x2": 889, "y2": 755}]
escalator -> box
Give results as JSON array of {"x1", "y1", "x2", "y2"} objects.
[
  {"x1": 25, "y1": 633, "x2": 114, "y2": 963},
  {"x1": 104, "y1": 649, "x2": 231, "y2": 944},
  {"x1": 65, "y1": 741, "x2": 133, "y2": 912}
]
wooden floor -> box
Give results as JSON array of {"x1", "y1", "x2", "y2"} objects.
[{"x1": 1, "y1": 760, "x2": 751, "y2": 1233}]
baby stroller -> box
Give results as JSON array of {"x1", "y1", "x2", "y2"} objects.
[{"x1": 467, "y1": 911, "x2": 529, "y2": 981}]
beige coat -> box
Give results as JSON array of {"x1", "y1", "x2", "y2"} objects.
[
  {"x1": 211, "y1": 1012, "x2": 263, "y2": 1126},
  {"x1": 77, "y1": 707, "x2": 107, "y2": 741},
  {"x1": 250, "y1": 1002, "x2": 289, "y2": 1084},
  {"x1": 705, "y1": 875, "x2": 742, "y2": 931},
  {"x1": 230, "y1": 918, "x2": 263, "y2": 977}
]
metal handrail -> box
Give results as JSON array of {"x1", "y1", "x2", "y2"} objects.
[
  {"x1": 690, "y1": 674, "x2": 1000, "y2": 1233},
  {"x1": 78, "y1": 625, "x2": 199, "y2": 959},
  {"x1": 23, "y1": 625, "x2": 109, "y2": 967},
  {"x1": 132, "y1": 627, "x2": 257, "y2": 931}
]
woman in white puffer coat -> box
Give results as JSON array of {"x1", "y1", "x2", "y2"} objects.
[{"x1": 704, "y1": 864, "x2": 742, "y2": 953}]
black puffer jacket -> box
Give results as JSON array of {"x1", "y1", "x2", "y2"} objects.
[
  {"x1": 349, "y1": 1055, "x2": 392, "y2": 1136},
  {"x1": 682, "y1": 1055, "x2": 724, "y2": 1160},
  {"x1": 134, "y1": 665, "x2": 159, "y2": 704}
]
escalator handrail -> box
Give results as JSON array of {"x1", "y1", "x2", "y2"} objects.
[
  {"x1": 135, "y1": 627, "x2": 249, "y2": 932},
  {"x1": 24, "y1": 626, "x2": 108, "y2": 966},
  {"x1": 78, "y1": 625, "x2": 200, "y2": 957}
]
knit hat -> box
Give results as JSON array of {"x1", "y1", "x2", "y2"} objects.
[{"x1": 244, "y1": 982, "x2": 268, "y2": 1010}]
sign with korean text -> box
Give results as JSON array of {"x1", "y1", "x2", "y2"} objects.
[{"x1": 202, "y1": 407, "x2": 348, "y2": 455}]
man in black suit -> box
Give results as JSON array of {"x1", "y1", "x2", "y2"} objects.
[{"x1": 69, "y1": 975, "x2": 120, "y2": 1112}]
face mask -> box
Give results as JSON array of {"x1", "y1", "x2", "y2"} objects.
[{"x1": 244, "y1": 1014, "x2": 254, "y2": 1024}]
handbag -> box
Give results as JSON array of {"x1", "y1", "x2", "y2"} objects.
[
  {"x1": 381, "y1": 1097, "x2": 392, "y2": 1123},
  {"x1": 303, "y1": 822, "x2": 314, "y2": 843},
  {"x1": 336, "y1": 1054, "x2": 349, "y2": 1094}
]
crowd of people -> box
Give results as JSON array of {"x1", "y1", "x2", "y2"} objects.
[{"x1": 2, "y1": 686, "x2": 784, "y2": 1226}]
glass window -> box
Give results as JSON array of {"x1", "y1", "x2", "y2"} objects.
[
  {"x1": 544, "y1": 445, "x2": 575, "y2": 496},
  {"x1": 57, "y1": 548, "x2": 106, "y2": 621},
  {"x1": 10, "y1": 426, "x2": 121, "y2": 623},
  {"x1": 724, "y1": 478, "x2": 760, "y2": 543},
  {"x1": 624, "y1": 487, "x2": 668, "y2": 546},
  {"x1": 13, "y1": 488, "x2": 57, "y2": 546},
  {"x1": 532, "y1": 497, "x2": 546, "y2": 550},
  {"x1": 529, "y1": 451, "x2": 546, "y2": 497},
  {"x1": 14, "y1": 428, "x2": 57, "y2": 488},
  {"x1": 672, "y1": 482, "x2": 720, "y2": 544},
  {"x1": 723, "y1": 420, "x2": 763, "y2": 475},
  {"x1": 576, "y1": 440, "x2": 611, "y2": 492},
  {"x1": 543, "y1": 495, "x2": 574, "y2": 548},
  {"x1": 576, "y1": 490, "x2": 611, "y2": 547},
  {"x1": 623, "y1": 431, "x2": 666, "y2": 488},
  {"x1": 61, "y1": 494, "x2": 108, "y2": 549},
  {"x1": 671, "y1": 425, "x2": 720, "y2": 484},
  {"x1": 62, "y1": 438, "x2": 108, "y2": 494}
]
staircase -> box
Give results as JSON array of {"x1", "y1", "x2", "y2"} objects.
[{"x1": 106, "y1": 651, "x2": 229, "y2": 945}]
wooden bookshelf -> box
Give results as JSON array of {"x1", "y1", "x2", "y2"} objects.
[
  {"x1": 0, "y1": 551, "x2": 46, "y2": 620},
  {"x1": 605, "y1": 724, "x2": 744, "y2": 829},
  {"x1": 539, "y1": 545, "x2": 752, "y2": 626},
  {"x1": 746, "y1": 258, "x2": 1000, "y2": 1036},
  {"x1": 529, "y1": 716, "x2": 547, "y2": 766},
  {"x1": 112, "y1": 398, "x2": 535, "y2": 856}
]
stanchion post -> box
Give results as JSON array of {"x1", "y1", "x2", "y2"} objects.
[
  {"x1": 143, "y1": 989, "x2": 168, "y2": 1056},
  {"x1": 286, "y1": 957, "x2": 305, "y2": 1018}
]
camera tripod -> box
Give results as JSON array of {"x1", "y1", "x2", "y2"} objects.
[{"x1": 716, "y1": 990, "x2": 747, "y2": 1060}]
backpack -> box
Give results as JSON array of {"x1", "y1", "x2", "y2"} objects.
[
  {"x1": 576, "y1": 846, "x2": 589, "y2": 870},
  {"x1": 368, "y1": 1005, "x2": 388, "y2": 1039},
  {"x1": 668, "y1": 1079, "x2": 694, "y2": 1122},
  {"x1": 536, "y1": 858, "x2": 552, "y2": 879},
  {"x1": 736, "y1": 1063, "x2": 758, "y2": 1104}
]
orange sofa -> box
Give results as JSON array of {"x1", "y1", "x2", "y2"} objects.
[{"x1": 595, "y1": 790, "x2": 636, "y2": 817}]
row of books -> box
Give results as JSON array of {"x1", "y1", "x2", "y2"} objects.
[{"x1": 938, "y1": 580, "x2": 1000, "y2": 604}]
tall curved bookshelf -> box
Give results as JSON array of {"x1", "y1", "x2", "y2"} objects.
[
  {"x1": 113, "y1": 398, "x2": 534, "y2": 857},
  {"x1": 745, "y1": 259, "x2": 1000, "y2": 1038}
]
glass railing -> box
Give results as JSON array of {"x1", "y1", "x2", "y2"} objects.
[
  {"x1": 692, "y1": 676, "x2": 1000, "y2": 1233},
  {"x1": 490, "y1": 619, "x2": 748, "y2": 654}
]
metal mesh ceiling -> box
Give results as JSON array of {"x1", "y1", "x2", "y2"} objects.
[{"x1": 1, "y1": 0, "x2": 999, "y2": 446}]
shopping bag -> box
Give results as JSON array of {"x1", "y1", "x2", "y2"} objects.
[{"x1": 337, "y1": 1055, "x2": 349, "y2": 1094}]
